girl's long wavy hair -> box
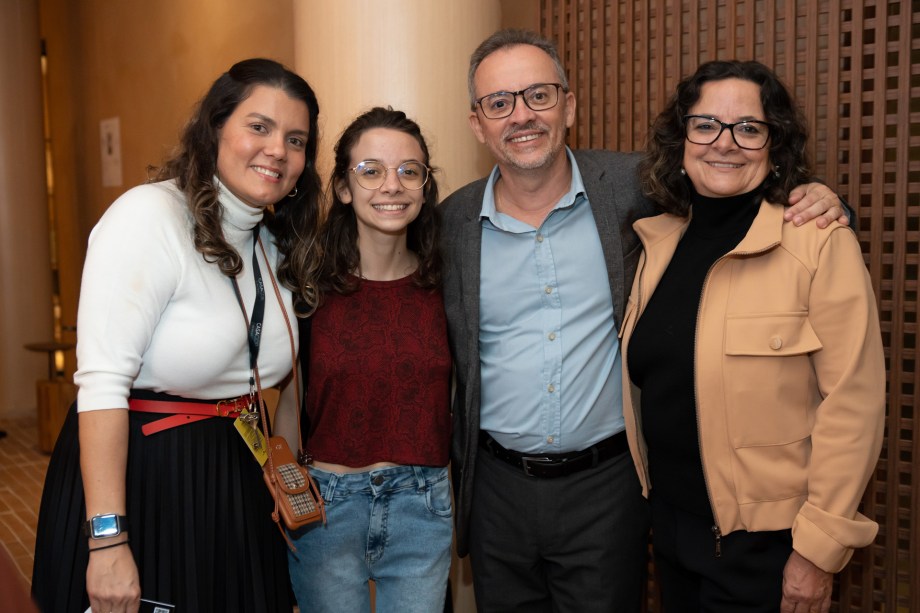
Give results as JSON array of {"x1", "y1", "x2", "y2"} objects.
[
  {"x1": 639, "y1": 60, "x2": 812, "y2": 216},
  {"x1": 319, "y1": 107, "x2": 442, "y2": 296},
  {"x1": 153, "y1": 58, "x2": 323, "y2": 314}
]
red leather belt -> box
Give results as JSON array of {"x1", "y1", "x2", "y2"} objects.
[{"x1": 129, "y1": 395, "x2": 253, "y2": 436}]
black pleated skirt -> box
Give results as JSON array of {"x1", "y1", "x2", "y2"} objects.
[{"x1": 31, "y1": 398, "x2": 293, "y2": 612}]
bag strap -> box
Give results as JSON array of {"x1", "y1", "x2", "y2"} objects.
[
  {"x1": 232, "y1": 232, "x2": 302, "y2": 549},
  {"x1": 257, "y1": 234, "x2": 302, "y2": 452},
  {"x1": 229, "y1": 230, "x2": 301, "y2": 449},
  {"x1": 297, "y1": 314, "x2": 312, "y2": 445}
]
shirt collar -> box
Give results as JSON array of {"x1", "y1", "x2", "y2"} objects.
[{"x1": 479, "y1": 147, "x2": 587, "y2": 226}]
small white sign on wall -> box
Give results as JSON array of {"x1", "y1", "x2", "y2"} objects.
[{"x1": 100, "y1": 117, "x2": 123, "y2": 187}]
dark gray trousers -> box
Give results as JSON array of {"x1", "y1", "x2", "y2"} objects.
[{"x1": 469, "y1": 446, "x2": 650, "y2": 613}]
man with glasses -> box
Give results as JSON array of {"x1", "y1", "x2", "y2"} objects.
[{"x1": 441, "y1": 29, "x2": 847, "y2": 612}]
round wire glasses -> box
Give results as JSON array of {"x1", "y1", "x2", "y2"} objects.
[{"x1": 348, "y1": 160, "x2": 430, "y2": 191}]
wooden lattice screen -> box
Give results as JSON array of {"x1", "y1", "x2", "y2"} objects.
[{"x1": 539, "y1": 1, "x2": 919, "y2": 611}]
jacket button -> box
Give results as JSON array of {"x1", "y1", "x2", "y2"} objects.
[{"x1": 769, "y1": 336, "x2": 783, "y2": 350}]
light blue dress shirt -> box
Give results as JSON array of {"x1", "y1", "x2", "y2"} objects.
[{"x1": 478, "y1": 149, "x2": 624, "y2": 454}]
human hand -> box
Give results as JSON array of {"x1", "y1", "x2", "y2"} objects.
[
  {"x1": 86, "y1": 542, "x2": 141, "y2": 613},
  {"x1": 779, "y1": 550, "x2": 833, "y2": 613},
  {"x1": 785, "y1": 183, "x2": 849, "y2": 228}
]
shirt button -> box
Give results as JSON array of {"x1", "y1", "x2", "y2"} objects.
[
  {"x1": 545, "y1": 286, "x2": 553, "y2": 294},
  {"x1": 536, "y1": 234, "x2": 544, "y2": 243},
  {"x1": 547, "y1": 435, "x2": 554, "y2": 444},
  {"x1": 548, "y1": 332, "x2": 557, "y2": 341},
  {"x1": 548, "y1": 384, "x2": 555, "y2": 393},
  {"x1": 769, "y1": 336, "x2": 783, "y2": 350},
  {"x1": 372, "y1": 475, "x2": 384, "y2": 486}
]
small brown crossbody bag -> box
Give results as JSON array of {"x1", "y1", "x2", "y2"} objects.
[{"x1": 232, "y1": 229, "x2": 326, "y2": 547}]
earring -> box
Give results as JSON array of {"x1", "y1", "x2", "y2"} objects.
[
  {"x1": 287, "y1": 186, "x2": 299, "y2": 198},
  {"x1": 680, "y1": 167, "x2": 686, "y2": 176},
  {"x1": 773, "y1": 166, "x2": 780, "y2": 178}
]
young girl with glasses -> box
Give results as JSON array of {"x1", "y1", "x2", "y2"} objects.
[{"x1": 286, "y1": 107, "x2": 452, "y2": 612}]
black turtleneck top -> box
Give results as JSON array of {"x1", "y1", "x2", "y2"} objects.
[{"x1": 627, "y1": 183, "x2": 763, "y2": 518}]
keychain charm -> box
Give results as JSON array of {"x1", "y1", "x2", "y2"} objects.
[
  {"x1": 240, "y1": 389, "x2": 260, "y2": 427},
  {"x1": 235, "y1": 407, "x2": 268, "y2": 466}
]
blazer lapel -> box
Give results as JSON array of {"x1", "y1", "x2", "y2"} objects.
[
  {"x1": 459, "y1": 208, "x2": 482, "y2": 361},
  {"x1": 577, "y1": 153, "x2": 629, "y2": 328}
]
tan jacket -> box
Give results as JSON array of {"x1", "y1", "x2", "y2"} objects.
[{"x1": 620, "y1": 200, "x2": 885, "y2": 573}]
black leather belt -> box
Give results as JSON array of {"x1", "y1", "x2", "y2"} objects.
[{"x1": 478, "y1": 430, "x2": 628, "y2": 478}]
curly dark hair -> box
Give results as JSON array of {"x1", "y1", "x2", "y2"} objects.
[
  {"x1": 154, "y1": 58, "x2": 323, "y2": 313},
  {"x1": 639, "y1": 60, "x2": 812, "y2": 216},
  {"x1": 320, "y1": 107, "x2": 442, "y2": 296}
]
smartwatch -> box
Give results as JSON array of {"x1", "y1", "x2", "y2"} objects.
[{"x1": 83, "y1": 514, "x2": 129, "y2": 539}]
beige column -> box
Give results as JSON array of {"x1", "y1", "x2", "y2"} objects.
[
  {"x1": 293, "y1": 4, "x2": 501, "y2": 610},
  {"x1": 293, "y1": 0, "x2": 501, "y2": 197},
  {"x1": 0, "y1": 0, "x2": 53, "y2": 418}
]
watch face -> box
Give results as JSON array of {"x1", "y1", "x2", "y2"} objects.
[{"x1": 92, "y1": 514, "x2": 120, "y2": 538}]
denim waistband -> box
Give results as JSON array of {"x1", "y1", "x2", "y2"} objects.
[{"x1": 308, "y1": 465, "x2": 447, "y2": 501}]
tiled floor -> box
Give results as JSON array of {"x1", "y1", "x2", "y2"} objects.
[{"x1": 0, "y1": 417, "x2": 50, "y2": 586}]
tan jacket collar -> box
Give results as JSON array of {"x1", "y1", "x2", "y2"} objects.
[{"x1": 633, "y1": 199, "x2": 785, "y2": 256}]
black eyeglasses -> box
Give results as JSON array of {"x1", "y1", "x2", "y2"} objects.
[
  {"x1": 348, "y1": 160, "x2": 430, "y2": 191},
  {"x1": 475, "y1": 83, "x2": 566, "y2": 119},
  {"x1": 684, "y1": 115, "x2": 772, "y2": 150}
]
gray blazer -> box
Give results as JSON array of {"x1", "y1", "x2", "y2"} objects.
[{"x1": 440, "y1": 149, "x2": 657, "y2": 555}]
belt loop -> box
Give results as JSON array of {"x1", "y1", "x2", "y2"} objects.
[
  {"x1": 412, "y1": 466, "x2": 426, "y2": 490},
  {"x1": 590, "y1": 445, "x2": 599, "y2": 468},
  {"x1": 320, "y1": 471, "x2": 336, "y2": 504}
]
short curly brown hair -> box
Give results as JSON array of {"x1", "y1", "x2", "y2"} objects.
[{"x1": 639, "y1": 60, "x2": 812, "y2": 216}]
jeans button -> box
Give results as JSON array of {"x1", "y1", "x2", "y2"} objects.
[{"x1": 372, "y1": 475, "x2": 384, "y2": 486}]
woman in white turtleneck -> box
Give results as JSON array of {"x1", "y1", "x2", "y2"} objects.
[{"x1": 32, "y1": 59, "x2": 323, "y2": 613}]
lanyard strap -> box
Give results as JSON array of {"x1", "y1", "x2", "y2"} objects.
[
  {"x1": 230, "y1": 226, "x2": 305, "y2": 462},
  {"x1": 231, "y1": 226, "x2": 266, "y2": 389}
]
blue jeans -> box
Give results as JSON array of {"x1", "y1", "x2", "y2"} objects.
[{"x1": 288, "y1": 465, "x2": 452, "y2": 613}]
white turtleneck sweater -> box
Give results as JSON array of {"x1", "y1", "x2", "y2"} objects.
[{"x1": 75, "y1": 179, "x2": 297, "y2": 411}]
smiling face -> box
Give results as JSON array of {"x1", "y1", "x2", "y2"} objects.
[
  {"x1": 337, "y1": 128, "x2": 426, "y2": 241},
  {"x1": 216, "y1": 84, "x2": 310, "y2": 209},
  {"x1": 468, "y1": 44, "x2": 575, "y2": 174},
  {"x1": 682, "y1": 78, "x2": 772, "y2": 198}
]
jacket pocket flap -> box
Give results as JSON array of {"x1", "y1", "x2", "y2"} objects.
[{"x1": 725, "y1": 313, "x2": 822, "y2": 356}]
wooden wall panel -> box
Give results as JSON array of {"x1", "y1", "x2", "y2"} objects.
[{"x1": 540, "y1": 1, "x2": 919, "y2": 611}]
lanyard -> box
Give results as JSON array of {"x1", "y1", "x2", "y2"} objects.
[{"x1": 231, "y1": 226, "x2": 266, "y2": 392}]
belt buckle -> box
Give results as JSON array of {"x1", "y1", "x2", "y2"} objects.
[
  {"x1": 520, "y1": 455, "x2": 553, "y2": 477},
  {"x1": 216, "y1": 396, "x2": 245, "y2": 418}
]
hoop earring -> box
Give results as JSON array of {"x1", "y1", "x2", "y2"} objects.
[{"x1": 287, "y1": 186, "x2": 299, "y2": 198}]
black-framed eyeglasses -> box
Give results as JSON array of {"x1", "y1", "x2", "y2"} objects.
[
  {"x1": 684, "y1": 115, "x2": 772, "y2": 150},
  {"x1": 475, "y1": 83, "x2": 566, "y2": 119},
  {"x1": 348, "y1": 160, "x2": 430, "y2": 191}
]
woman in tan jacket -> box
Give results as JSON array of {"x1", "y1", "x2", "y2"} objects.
[{"x1": 621, "y1": 60, "x2": 885, "y2": 613}]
